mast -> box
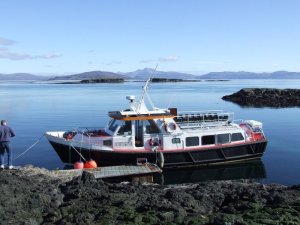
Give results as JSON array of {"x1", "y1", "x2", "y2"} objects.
[{"x1": 136, "y1": 65, "x2": 158, "y2": 113}]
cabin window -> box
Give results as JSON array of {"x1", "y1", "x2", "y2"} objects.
[
  {"x1": 186, "y1": 136, "x2": 199, "y2": 147},
  {"x1": 145, "y1": 120, "x2": 160, "y2": 134},
  {"x1": 202, "y1": 135, "x2": 215, "y2": 145},
  {"x1": 103, "y1": 140, "x2": 112, "y2": 146},
  {"x1": 172, "y1": 138, "x2": 181, "y2": 144},
  {"x1": 231, "y1": 133, "x2": 244, "y2": 142},
  {"x1": 109, "y1": 119, "x2": 118, "y2": 132},
  {"x1": 117, "y1": 121, "x2": 132, "y2": 135},
  {"x1": 217, "y1": 133, "x2": 230, "y2": 144}
]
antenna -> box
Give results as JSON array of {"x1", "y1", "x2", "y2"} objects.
[{"x1": 136, "y1": 64, "x2": 158, "y2": 113}]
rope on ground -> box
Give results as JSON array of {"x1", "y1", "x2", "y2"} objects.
[{"x1": 13, "y1": 133, "x2": 45, "y2": 161}]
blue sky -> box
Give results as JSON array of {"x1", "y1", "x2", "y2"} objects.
[{"x1": 0, "y1": 0, "x2": 300, "y2": 75}]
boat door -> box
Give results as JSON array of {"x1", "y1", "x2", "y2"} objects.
[
  {"x1": 113, "y1": 120, "x2": 134, "y2": 149},
  {"x1": 135, "y1": 120, "x2": 144, "y2": 147},
  {"x1": 142, "y1": 120, "x2": 161, "y2": 149}
]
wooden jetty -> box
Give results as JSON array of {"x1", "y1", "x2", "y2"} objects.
[{"x1": 53, "y1": 163, "x2": 162, "y2": 183}]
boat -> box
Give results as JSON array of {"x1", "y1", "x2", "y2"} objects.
[{"x1": 45, "y1": 79, "x2": 268, "y2": 168}]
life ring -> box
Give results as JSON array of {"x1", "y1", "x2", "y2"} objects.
[{"x1": 164, "y1": 122, "x2": 177, "y2": 133}]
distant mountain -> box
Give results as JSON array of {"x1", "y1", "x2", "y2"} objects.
[
  {"x1": 2, "y1": 69, "x2": 300, "y2": 81},
  {"x1": 124, "y1": 68, "x2": 199, "y2": 80},
  {"x1": 198, "y1": 71, "x2": 300, "y2": 79},
  {"x1": 0, "y1": 73, "x2": 50, "y2": 81},
  {"x1": 268, "y1": 71, "x2": 300, "y2": 79},
  {"x1": 49, "y1": 71, "x2": 128, "y2": 80}
]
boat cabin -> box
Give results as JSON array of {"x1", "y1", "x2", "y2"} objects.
[
  {"x1": 105, "y1": 109, "x2": 173, "y2": 150},
  {"x1": 101, "y1": 106, "x2": 249, "y2": 152}
]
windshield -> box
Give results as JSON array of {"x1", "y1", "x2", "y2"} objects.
[{"x1": 109, "y1": 119, "x2": 118, "y2": 132}]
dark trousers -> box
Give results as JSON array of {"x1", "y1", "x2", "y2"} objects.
[{"x1": 0, "y1": 142, "x2": 12, "y2": 167}]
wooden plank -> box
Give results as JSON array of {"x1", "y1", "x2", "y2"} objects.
[
  {"x1": 53, "y1": 164, "x2": 161, "y2": 180},
  {"x1": 89, "y1": 164, "x2": 161, "y2": 179}
]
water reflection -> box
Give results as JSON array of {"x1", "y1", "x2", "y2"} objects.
[{"x1": 155, "y1": 160, "x2": 266, "y2": 185}]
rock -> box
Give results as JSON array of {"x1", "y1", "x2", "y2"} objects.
[
  {"x1": 158, "y1": 211, "x2": 175, "y2": 221},
  {"x1": 222, "y1": 88, "x2": 300, "y2": 107},
  {"x1": 80, "y1": 171, "x2": 96, "y2": 184},
  {"x1": 1, "y1": 167, "x2": 300, "y2": 224}
]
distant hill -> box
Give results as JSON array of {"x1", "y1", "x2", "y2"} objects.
[
  {"x1": 198, "y1": 71, "x2": 300, "y2": 79},
  {"x1": 49, "y1": 71, "x2": 127, "y2": 80},
  {"x1": 0, "y1": 73, "x2": 50, "y2": 81},
  {"x1": 268, "y1": 71, "x2": 300, "y2": 79},
  {"x1": 124, "y1": 68, "x2": 199, "y2": 80},
  {"x1": 2, "y1": 69, "x2": 300, "y2": 81},
  {"x1": 49, "y1": 68, "x2": 199, "y2": 81}
]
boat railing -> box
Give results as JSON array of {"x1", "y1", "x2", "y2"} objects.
[
  {"x1": 67, "y1": 127, "x2": 110, "y2": 141},
  {"x1": 174, "y1": 111, "x2": 234, "y2": 129},
  {"x1": 76, "y1": 126, "x2": 106, "y2": 130},
  {"x1": 67, "y1": 127, "x2": 111, "y2": 149},
  {"x1": 233, "y1": 120, "x2": 267, "y2": 141}
]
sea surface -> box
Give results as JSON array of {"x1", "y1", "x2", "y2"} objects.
[{"x1": 0, "y1": 80, "x2": 299, "y2": 185}]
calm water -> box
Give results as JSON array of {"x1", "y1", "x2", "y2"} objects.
[{"x1": 0, "y1": 80, "x2": 300, "y2": 185}]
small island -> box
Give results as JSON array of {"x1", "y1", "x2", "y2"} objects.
[
  {"x1": 57, "y1": 78, "x2": 125, "y2": 84},
  {"x1": 222, "y1": 88, "x2": 300, "y2": 107},
  {"x1": 151, "y1": 78, "x2": 201, "y2": 83},
  {"x1": 81, "y1": 78, "x2": 124, "y2": 83}
]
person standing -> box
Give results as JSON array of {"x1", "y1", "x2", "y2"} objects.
[{"x1": 0, "y1": 120, "x2": 15, "y2": 169}]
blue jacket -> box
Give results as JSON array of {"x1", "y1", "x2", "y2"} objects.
[{"x1": 0, "y1": 125, "x2": 15, "y2": 142}]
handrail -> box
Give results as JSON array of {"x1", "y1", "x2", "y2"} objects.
[
  {"x1": 174, "y1": 111, "x2": 234, "y2": 130},
  {"x1": 76, "y1": 126, "x2": 106, "y2": 131},
  {"x1": 178, "y1": 110, "x2": 225, "y2": 113}
]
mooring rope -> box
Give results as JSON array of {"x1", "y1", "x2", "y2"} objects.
[
  {"x1": 13, "y1": 134, "x2": 45, "y2": 161},
  {"x1": 69, "y1": 143, "x2": 88, "y2": 162},
  {"x1": 12, "y1": 132, "x2": 93, "y2": 167}
]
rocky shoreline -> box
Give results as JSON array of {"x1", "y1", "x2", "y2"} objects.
[
  {"x1": 222, "y1": 88, "x2": 300, "y2": 107},
  {"x1": 1, "y1": 166, "x2": 300, "y2": 225}
]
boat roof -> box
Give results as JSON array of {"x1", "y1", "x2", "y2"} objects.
[{"x1": 108, "y1": 110, "x2": 174, "y2": 121}]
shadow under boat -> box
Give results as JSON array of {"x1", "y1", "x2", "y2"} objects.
[{"x1": 154, "y1": 159, "x2": 266, "y2": 185}]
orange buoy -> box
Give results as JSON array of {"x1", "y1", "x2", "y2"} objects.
[
  {"x1": 74, "y1": 161, "x2": 84, "y2": 169},
  {"x1": 84, "y1": 160, "x2": 97, "y2": 169}
]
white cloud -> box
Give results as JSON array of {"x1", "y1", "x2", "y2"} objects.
[
  {"x1": 0, "y1": 37, "x2": 16, "y2": 46},
  {"x1": 139, "y1": 59, "x2": 154, "y2": 64},
  {"x1": 159, "y1": 55, "x2": 179, "y2": 62},
  {"x1": 39, "y1": 52, "x2": 63, "y2": 59},
  {"x1": 0, "y1": 48, "x2": 62, "y2": 60},
  {"x1": 0, "y1": 37, "x2": 62, "y2": 60},
  {"x1": 101, "y1": 61, "x2": 121, "y2": 66},
  {"x1": 140, "y1": 56, "x2": 179, "y2": 64}
]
